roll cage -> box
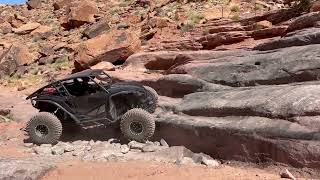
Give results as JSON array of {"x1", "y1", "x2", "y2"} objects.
[
  {"x1": 26, "y1": 69, "x2": 112, "y2": 100},
  {"x1": 26, "y1": 69, "x2": 153, "y2": 126}
]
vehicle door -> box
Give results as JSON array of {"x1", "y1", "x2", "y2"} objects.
[{"x1": 62, "y1": 77, "x2": 108, "y2": 119}]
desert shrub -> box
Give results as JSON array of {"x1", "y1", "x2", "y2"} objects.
[
  {"x1": 230, "y1": 5, "x2": 240, "y2": 12},
  {"x1": 181, "y1": 11, "x2": 204, "y2": 32},
  {"x1": 231, "y1": 15, "x2": 241, "y2": 21},
  {"x1": 254, "y1": 4, "x2": 264, "y2": 11}
]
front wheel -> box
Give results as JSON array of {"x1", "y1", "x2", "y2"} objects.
[
  {"x1": 120, "y1": 108, "x2": 155, "y2": 143},
  {"x1": 26, "y1": 112, "x2": 62, "y2": 144}
]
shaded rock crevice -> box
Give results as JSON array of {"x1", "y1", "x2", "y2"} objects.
[{"x1": 154, "y1": 113, "x2": 320, "y2": 168}]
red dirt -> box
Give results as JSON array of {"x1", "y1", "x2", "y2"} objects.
[{"x1": 43, "y1": 160, "x2": 283, "y2": 180}]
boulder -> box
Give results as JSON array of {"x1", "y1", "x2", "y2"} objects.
[
  {"x1": 120, "y1": 145, "x2": 130, "y2": 154},
  {"x1": 280, "y1": 169, "x2": 296, "y2": 180},
  {"x1": 0, "y1": 109, "x2": 10, "y2": 116},
  {"x1": 310, "y1": 1, "x2": 320, "y2": 12},
  {"x1": 160, "y1": 139, "x2": 169, "y2": 147},
  {"x1": 287, "y1": 12, "x2": 320, "y2": 32},
  {"x1": 33, "y1": 144, "x2": 53, "y2": 155},
  {"x1": 0, "y1": 21, "x2": 12, "y2": 34},
  {"x1": 201, "y1": 157, "x2": 220, "y2": 167},
  {"x1": 145, "y1": 146, "x2": 194, "y2": 162},
  {"x1": 255, "y1": 20, "x2": 273, "y2": 29},
  {"x1": 51, "y1": 146, "x2": 65, "y2": 155},
  {"x1": 38, "y1": 44, "x2": 55, "y2": 57},
  {"x1": 53, "y1": 0, "x2": 72, "y2": 10},
  {"x1": 149, "y1": 17, "x2": 174, "y2": 28},
  {"x1": 6, "y1": 15, "x2": 24, "y2": 28},
  {"x1": 90, "y1": 61, "x2": 115, "y2": 71},
  {"x1": 0, "y1": 158, "x2": 55, "y2": 180},
  {"x1": 83, "y1": 18, "x2": 110, "y2": 38},
  {"x1": 128, "y1": 141, "x2": 145, "y2": 150},
  {"x1": 251, "y1": 26, "x2": 287, "y2": 39},
  {"x1": 26, "y1": 0, "x2": 42, "y2": 9},
  {"x1": 142, "y1": 144, "x2": 160, "y2": 152},
  {"x1": 13, "y1": 22, "x2": 41, "y2": 34},
  {"x1": 197, "y1": 32, "x2": 250, "y2": 49},
  {"x1": 0, "y1": 45, "x2": 34, "y2": 78},
  {"x1": 14, "y1": 14, "x2": 27, "y2": 22},
  {"x1": 60, "y1": 0, "x2": 98, "y2": 29},
  {"x1": 175, "y1": 157, "x2": 197, "y2": 165},
  {"x1": 126, "y1": 14, "x2": 142, "y2": 24},
  {"x1": 38, "y1": 56, "x2": 56, "y2": 65},
  {"x1": 254, "y1": 28, "x2": 320, "y2": 50},
  {"x1": 30, "y1": 25, "x2": 52, "y2": 39},
  {"x1": 74, "y1": 29, "x2": 140, "y2": 70}
]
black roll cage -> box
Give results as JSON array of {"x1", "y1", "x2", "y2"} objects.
[
  {"x1": 27, "y1": 69, "x2": 152, "y2": 125},
  {"x1": 27, "y1": 69, "x2": 112, "y2": 100},
  {"x1": 54, "y1": 72, "x2": 111, "y2": 96}
]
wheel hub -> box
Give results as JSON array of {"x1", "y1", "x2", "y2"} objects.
[
  {"x1": 35, "y1": 125, "x2": 49, "y2": 137},
  {"x1": 129, "y1": 121, "x2": 143, "y2": 135}
]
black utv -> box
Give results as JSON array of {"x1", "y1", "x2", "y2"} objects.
[{"x1": 25, "y1": 69, "x2": 158, "y2": 144}]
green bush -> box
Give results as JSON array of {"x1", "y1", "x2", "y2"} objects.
[
  {"x1": 231, "y1": 15, "x2": 241, "y2": 21},
  {"x1": 254, "y1": 4, "x2": 264, "y2": 11},
  {"x1": 181, "y1": 21, "x2": 195, "y2": 32},
  {"x1": 187, "y1": 11, "x2": 204, "y2": 24},
  {"x1": 181, "y1": 11, "x2": 204, "y2": 32},
  {"x1": 230, "y1": 5, "x2": 240, "y2": 12}
]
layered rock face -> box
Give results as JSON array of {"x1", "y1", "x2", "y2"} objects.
[
  {"x1": 122, "y1": 43, "x2": 320, "y2": 88},
  {"x1": 112, "y1": 41, "x2": 320, "y2": 168}
]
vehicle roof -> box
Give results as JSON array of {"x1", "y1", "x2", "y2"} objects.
[
  {"x1": 60, "y1": 69, "x2": 103, "y2": 81},
  {"x1": 26, "y1": 69, "x2": 104, "y2": 100}
]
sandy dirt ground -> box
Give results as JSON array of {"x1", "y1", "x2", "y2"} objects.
[
  {"x1": 42, "y1": 161, "x2": 283, "y2": 180},
  {"x1": 0, "y1": 120, "x2": 314, "y2": 180}
]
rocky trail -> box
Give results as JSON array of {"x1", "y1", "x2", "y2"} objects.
[{"x1": 2, "y1": 0, "x2": 320, "y2": 179}]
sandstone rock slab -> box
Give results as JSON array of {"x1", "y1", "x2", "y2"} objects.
[
  {"x1": 0, "y1": 45, "x2": 34, "y2": 78},
  {"x1": 254, "y1": 28, "x2": 320, "y2": 50},
  {"x1": 26, "y1": 0, "x2": 42, "y2": 9},
  {"x1": 177, "y1": 84, "x2": 320, "y2": 120},
  {"x1": 74, "y1": 29, "x2": 140, "y2": 70},
  {"x1": 13, "y1": 22, "x2": 40, "y2": 35},
  {"x1": 83, "y1": 18, "x2": 110, "y2": 38},
  {"x1": 0, "y1": 158, "x2": 55, "y2": 180},
  {"x1": 60, "y1": 0, "x2": 98, "y2": 29},
  {"x1": 0, "y1": 21, "x2": 12, "y2": 34},
  {"x1": 287, "y1": 12, "x2": 320, "y2": 32}
]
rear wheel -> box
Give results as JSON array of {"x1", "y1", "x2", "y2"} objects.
[
  {"x1": 120, "y1": 108, "x2": 155, "y2": 142},
  {"x1": 26, "y1": 112, "x2": 62, "y2": 144}
]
